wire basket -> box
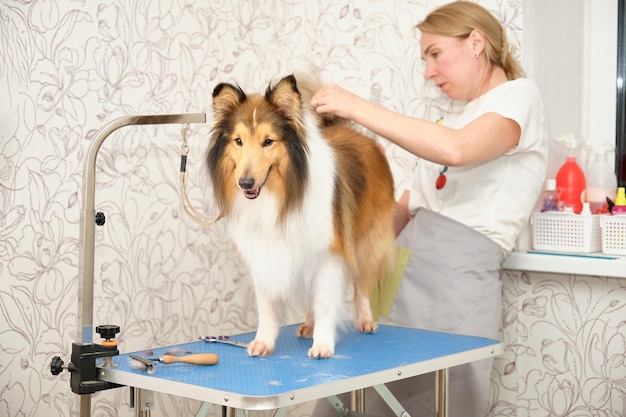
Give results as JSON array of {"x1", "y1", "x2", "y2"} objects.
[
  {"x1": 600, "y1": 215, "x2": 626, "y2": 255},
  {"x1": 531, "y1": 211, "x2": 601, "y2": 253}
]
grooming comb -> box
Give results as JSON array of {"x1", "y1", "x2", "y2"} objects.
[
  {"x1": 199, "y1": 335, "x2": 248, "y2": 348},
  {"x1": 129, "y1": 352, "x2": 219, "y2": 374}
]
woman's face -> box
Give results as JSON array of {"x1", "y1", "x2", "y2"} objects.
[{"x1": 420, "y1": 32, "x2": 479, "y2": 101}]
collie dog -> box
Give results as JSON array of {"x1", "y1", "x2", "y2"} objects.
[{"x1": 206, "y1": 74, "x2": 396, "y2": 358}]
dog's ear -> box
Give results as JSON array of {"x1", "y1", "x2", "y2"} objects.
[
  {"x1": 265, "y1": 75, "x2": 301, "y2": 120},
  {"x1": 212, "y1": 83, "x2": 246, "y2": 121}
]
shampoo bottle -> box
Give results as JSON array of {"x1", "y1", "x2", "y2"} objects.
[
  {"x1": 612, "y1": 187, "x2": 626, "y2": 214},
  {"x1": 540, "y1": 179, "x2": 561, "y2": 212},
  {"x1": 556, "y1": 155, "x2": 586, "y2": 214},
  {"x1": 585, "y1": 143, "x2": 617, "y2": 214}
]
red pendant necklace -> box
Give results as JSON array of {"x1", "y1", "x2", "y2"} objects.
[
  {"x1": 436, "y1": 166, "x2": 448, "y2": 190},
  {"x1": 434, "y1": 117, "x2": 447, "y2": 190}
]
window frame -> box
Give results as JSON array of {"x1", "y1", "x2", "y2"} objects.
[{"x1": 616, "y1": 0, "x2": 626, "y2": 185}]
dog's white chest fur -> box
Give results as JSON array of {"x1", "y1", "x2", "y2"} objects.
[{"x1": 228, "y1": 125, "x2": 337, "y2": 299}]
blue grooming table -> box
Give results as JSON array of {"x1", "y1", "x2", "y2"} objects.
[{"x1": 98, "y1": 324, "x2": 501, "y2": 413}]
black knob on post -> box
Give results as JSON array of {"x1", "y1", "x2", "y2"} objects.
[
  {"x1": 96, "y1": 325, "x2": 120, "y2": 340},
  {"x1": 50, "y1": 356, "x2": 64, "y2": 375},
  {"x1": 95, "y1": 211, "x2": 106, "y2": 226}
]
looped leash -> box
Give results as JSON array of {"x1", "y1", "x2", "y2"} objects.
[{"x1": 179, "y1": 123, "x2": 220, "y2": 227}]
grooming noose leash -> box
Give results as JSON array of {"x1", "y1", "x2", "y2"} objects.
[{"x1": 179, "y1": 123, "x2": 221, "y2": 227}]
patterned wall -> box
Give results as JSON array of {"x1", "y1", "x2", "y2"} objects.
[
  {"x1": 1, "y1": 1, "x2": 623, "y2": 417},
  {"x1": 496, "y1": 271, "x2": 625, "y2": 417}
]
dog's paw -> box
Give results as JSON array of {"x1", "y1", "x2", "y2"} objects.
[
  {"x1": 247, "y1": 340, "x2": 275, "y2": 357},
  {"x1": 308, "y1": 343, "x2": 334, "y2": 359},
  {"x1": 357, "y1": 319, "x2": 378, "y2": 334},
  {"x1": 296, "y1": 323, "x2": 314, "y2": 338}
]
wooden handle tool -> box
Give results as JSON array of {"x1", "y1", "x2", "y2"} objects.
[
  {"x1": 130, "y1": 353, "x2": 219, "y2": 374},
  {"x1": 158, "y1": 353, "x2": 219, "y2": 365}
]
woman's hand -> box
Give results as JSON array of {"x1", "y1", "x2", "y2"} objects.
[{"x1": 311, "y1": 83, "x2": 363, "y2": 120}]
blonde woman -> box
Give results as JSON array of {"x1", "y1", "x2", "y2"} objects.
[{"x1": 312, "y1": 1, "x2": 549, "y2": 416}]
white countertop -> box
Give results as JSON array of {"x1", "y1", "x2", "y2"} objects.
[{"x1": 502, "y1": 250, "x2": 626, "y2": 279}]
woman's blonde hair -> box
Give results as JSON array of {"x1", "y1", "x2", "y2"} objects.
[{"x1": 417, "y1": 0, "x2": 524, "y2": 80}]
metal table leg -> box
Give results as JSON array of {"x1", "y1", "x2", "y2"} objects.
[
  {"x1": 435, "y1": 368, "x2": 449, "y2": 417},
  {"x1": 351, "y1": 389, "x2": 365, "y2": 413}
]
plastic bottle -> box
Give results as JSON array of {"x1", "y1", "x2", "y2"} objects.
[
  {"x1": 612, "y1": 187, "x2": 626, "y2": 214},
  {"x1": 556, "y1": 155, "x2": 586, "y2": 214},
  {"x1": 585, "y1": 144, "x2": 617, "y2": 214},
  {"x1": 540, "y1": 179, "x2": 561, "y2": 212},
  {"x1": 580, "y1": 202, "x2": 592, "y2": 216}
]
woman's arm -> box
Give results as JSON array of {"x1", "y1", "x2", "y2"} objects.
[
  {"x1": 311, "y1": 83, "x2": 520, "y2": 167},
  {"x1": 394, "y1": 190, "x2": 412, "y2": 236}
]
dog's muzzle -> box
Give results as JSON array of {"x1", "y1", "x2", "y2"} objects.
[{"x1": 239, "y1": 177, "x2": 260, "y2": 199}]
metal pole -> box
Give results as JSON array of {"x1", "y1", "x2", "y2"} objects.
[
  {"x1": 434, "y1": 368, "x2": 449, "y2": 417},
  {"x1": 350, "y1": 389, "x2": 364, "y2": 413},
  {"x1": 75, "y1": 113, "x2": 206, "y2": 416}
]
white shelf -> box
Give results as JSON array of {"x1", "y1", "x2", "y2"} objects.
[{"x1": 502, "y1": 250, "x2": 626, "y2": 279}]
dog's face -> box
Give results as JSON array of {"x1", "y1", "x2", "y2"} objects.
[
  {"x1": 207, "y1": 75, "x2": 310, "y2": 217},
  {"x1": 219, "y1": 94, "x2": 289, "y2": 200}
]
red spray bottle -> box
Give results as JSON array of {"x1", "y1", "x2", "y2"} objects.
[{"x1": 556, "y1": 155, "x2": 586, "y2": 214}]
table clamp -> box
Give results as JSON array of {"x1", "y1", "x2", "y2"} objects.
[{"x1": 50, "y1": 324, "x2": 124, "y2": 394}]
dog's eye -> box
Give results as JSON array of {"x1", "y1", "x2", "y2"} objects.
[
  {"x1": 234, "y1": 138, "x2": 242, "y2": 146},
  {"x1": 263, "y1": 138, "x2": 273, "y2": 147}
]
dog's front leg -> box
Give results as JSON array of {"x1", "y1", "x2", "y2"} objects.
[
  {"x1": 248, "y1": 287, "x2": 280, "y2": 356},
  {"x1": 308, "y1": 256, "x2": 347, "y2": 359}
]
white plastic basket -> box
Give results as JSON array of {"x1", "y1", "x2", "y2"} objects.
[
  {"x1": 531, "y1": 211, "x2": 601, "y2": 253},
  {"x1": 600, "y1": 215, "x2": 626, "y2": 255}
]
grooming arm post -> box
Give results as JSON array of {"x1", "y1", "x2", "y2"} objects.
[{"x1": 75, "y1": 113, "x2": 206, "y2": 417}]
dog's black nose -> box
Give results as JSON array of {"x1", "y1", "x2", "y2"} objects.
[{"x1": 239, "y1": 178, "x2": 255, "y2": 190}]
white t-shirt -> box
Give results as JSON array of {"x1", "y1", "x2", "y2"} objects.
[{"x1": 402, "y1": 78, "x2": 549, "y2": 255}]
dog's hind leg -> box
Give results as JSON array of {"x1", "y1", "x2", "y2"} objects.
[
  {"x1": 354, "y1": 221, "x2": 396, "y2": 334},
  {"x1": 296, "y1": 312, "x2": 314, "y2": 338},
  {"x1": 354, "y1": 282, "x2": 377, "y2": 333}
]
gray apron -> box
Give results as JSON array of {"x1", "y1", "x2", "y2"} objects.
[{"x1": 384, "y1": 207, "x2": 504, "y2": 337}]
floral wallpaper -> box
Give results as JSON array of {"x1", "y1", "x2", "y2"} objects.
[
  {"x1": 495, "y1": 272, "x2": 626, "y2": 417},
  {"x1": 0, "y1": 1, "x2": 623, "y2": 417}
]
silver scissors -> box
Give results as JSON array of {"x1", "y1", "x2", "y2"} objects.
[{"x1": 199, "y1": 335, "x2": 248, "y2": 348}]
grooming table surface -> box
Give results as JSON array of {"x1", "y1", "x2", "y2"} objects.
[{"x1": 99, "y1": 324, "x2": 502, "y2": 410}]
